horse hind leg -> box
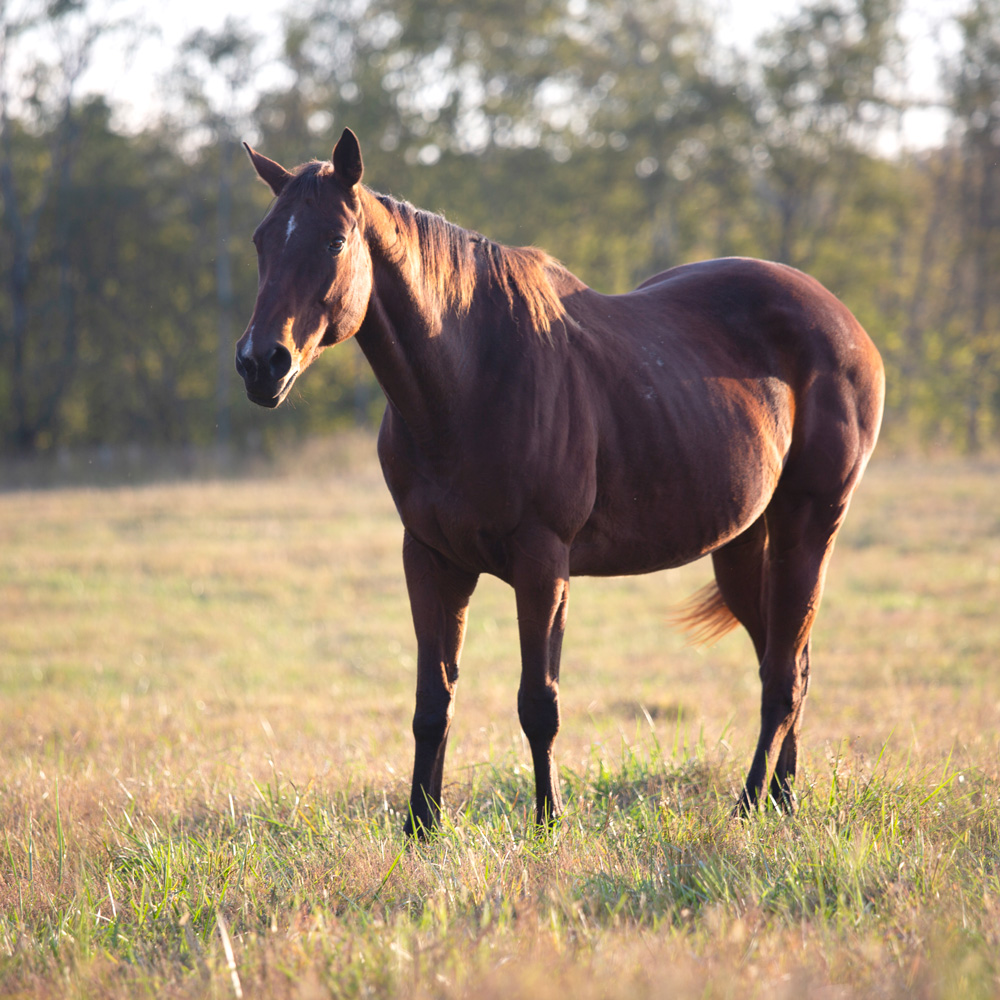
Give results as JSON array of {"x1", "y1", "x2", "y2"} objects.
[
  {"x1": 675, "y1": 517, "x2": 788, "y2": 807},
  {"x1": 767, "y1": 641, "x2": 809, "y2": 809},
  {"x1": 711, "y1": 516, "x2": 803, "y2": 811},
  {"x1": 708, "y1": 514, "x2": 768, "y2": 662},
  {"x1": 680, "y1": 507, "x2": 837, "y2": 815},
  {"x1": 736, "y1": 491, "x2": 850, "y2": 815},
  {"x1": 706, "y1": 516, "x2": 804, "y2": 811}
]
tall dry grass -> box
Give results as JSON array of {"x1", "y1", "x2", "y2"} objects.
[{"x1": 1, "y1": 437, "x2": 998, "y2": 998}]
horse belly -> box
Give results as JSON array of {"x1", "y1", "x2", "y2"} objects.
[
  {"x1": 568, "y1": 386, "x2": 789, "y2": 576},
  {"x1": 570, "y1": 467, "x2": 775, "y2": 575}
]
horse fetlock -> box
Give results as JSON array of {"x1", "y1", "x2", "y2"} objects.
[
  {"x1": 403, "y1": 804, "x2": 439, "y2": 839},
  {"x1": 768, "y1": 774, "x2": 798, "y2": 814},
  {"x1": 535, "y1": 798, "x2": 563, "y2": 831}
]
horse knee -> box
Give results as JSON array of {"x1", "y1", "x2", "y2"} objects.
[
  {"x1": 518, "y1": 686, "x2": 560, "y2": 744},
  {"x1": 412, "y1": 701, "x2": 453, "y2": 745}
]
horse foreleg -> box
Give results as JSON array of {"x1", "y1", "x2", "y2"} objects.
[
  {"x1": 512, "y1": 530, "x2": 570, "y2": 829},
  {"x1": 402, "y1": 531, "x2": 478, "y2": 837}
]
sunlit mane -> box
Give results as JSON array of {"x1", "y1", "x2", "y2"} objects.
[{"x1": 368, "y1": 191, "x2": 567, "y2": 337}]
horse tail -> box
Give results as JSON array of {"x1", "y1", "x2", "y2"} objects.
[{"x1": 669, "y1": 581, "x2": 739, "y2": 646}]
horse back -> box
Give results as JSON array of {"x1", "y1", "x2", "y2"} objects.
[
  {"x1": 606, "y1": 256, "x2": 884, "y2": 476},
  {"x1": 562, "y1": 257, "x2": 884, "y2": 574},
  {"x1": 376, "y1": 255, "x2": 883, "y2": 581}
]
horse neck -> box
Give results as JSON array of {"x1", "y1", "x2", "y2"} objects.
[{"x1": 353, "y1": 191, "x2": 498, "y2": 440}]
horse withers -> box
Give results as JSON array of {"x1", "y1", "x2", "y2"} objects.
[{"x1": 236, "y1": 128, "x2": 885, "y2": 834}]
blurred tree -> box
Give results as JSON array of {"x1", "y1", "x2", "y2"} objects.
[
  {"x1": 1, "y1": 0, "x2": 997, "y2": 459},
  {"x1": 0, "y1": 0, "x2": 119, "y2": 452},
  {"x1": 750, "y1": 0, "x2": 905, "y2": 268},
  {"x1": 173, "y1": 19, "x2": 263, "y2": 448},
  {"x1": 936, "y1": 0, "x2": 1000, "y2": 450},
  {"x1": 543, "y1": 0, "x2": 755, "y2": 277},
  {"x1": 258, "y1": 0, "x2": 744, "y2": 288}
]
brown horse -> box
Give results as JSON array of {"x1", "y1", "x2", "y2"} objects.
[{"x1": 236, "y1": 128, "x2": 884, "y2": 835}]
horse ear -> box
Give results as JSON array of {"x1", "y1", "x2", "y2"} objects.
[
  {"x1": 332, "y1": 128, "x2": 364, "y2": 188},
  {"x1": 243, "y1": 142, "x2": 292, "y2": 196}
]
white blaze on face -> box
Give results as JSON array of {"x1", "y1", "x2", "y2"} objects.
[{"x1": 285, "y1": 214, "x2": 297, "y2": 246}]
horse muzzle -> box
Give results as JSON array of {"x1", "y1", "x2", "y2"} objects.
[{"x1": 235, "y1": 341, "x2": 299, "y2": 408}]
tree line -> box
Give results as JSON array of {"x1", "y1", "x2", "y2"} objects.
[{"x1": 2, "y1": 0, "x2": 1000, "y2": 460}]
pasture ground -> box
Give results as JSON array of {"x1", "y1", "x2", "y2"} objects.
[{"x1": 1, "y1": 435, "x2": 998, "y2": 998}]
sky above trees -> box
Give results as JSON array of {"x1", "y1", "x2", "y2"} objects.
[{"x1": 66, "y1": 0, "x2": 965, "y2": 150}]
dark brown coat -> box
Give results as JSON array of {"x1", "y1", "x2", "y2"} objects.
[{"x1": 236, "y1": 129, "x2": 885, "y2": 833}]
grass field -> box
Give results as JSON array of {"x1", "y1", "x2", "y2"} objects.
[{"x1": 1, "y1": 436, "x2": 998, "y2": 998}]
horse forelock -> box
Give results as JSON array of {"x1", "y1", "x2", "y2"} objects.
[
  {"x1": 288, "y1": 159, "x2": 337, "y2": 195},
  {"x1": 367, "y1": 191, "x2": 566, "y2": 338},
  {"x1": 269, "y1": 160, "x2": 360, "y2": 218}
]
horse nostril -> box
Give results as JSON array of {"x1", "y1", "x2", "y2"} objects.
[{"x1": 268, "y1": 345, "x2": 293, "y2": 380}]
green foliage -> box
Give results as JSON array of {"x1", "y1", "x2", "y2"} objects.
[{"x1": 1, "y1": 0, "x2": 999, "y2": 456}]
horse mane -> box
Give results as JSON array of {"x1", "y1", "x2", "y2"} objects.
[{"x1": 368, "y1": 191, "x2": 568, "y2": 338}]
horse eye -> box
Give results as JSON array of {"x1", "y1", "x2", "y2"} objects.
[{"x1": 328, "y1": 237, "x2": 346, "y2": 255}]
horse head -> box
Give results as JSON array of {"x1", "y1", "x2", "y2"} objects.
[{"x1": 236, "y1": 129, "x2": 371, "y2": 408}]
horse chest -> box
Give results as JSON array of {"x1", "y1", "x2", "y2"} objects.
[{"x1": 378, "y1": 452, "x2": 523, "y2": 577}]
